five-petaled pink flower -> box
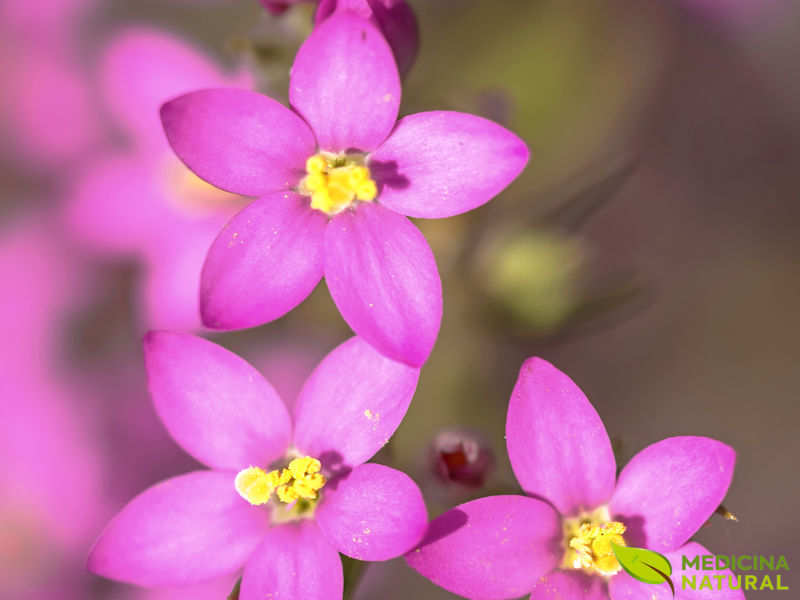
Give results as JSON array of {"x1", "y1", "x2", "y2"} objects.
[
  {"x1": 260, "y1": 0, "x2": 419, "y2": 76},
  {"x1": 88, "y1": 332, "x2": 428, "y2": 600},
  {"x1": 160, "y1": 13, "x2": 529, "y2": 367},
  {"x1": 406, "y1": 358, "x2": 744, "y2": 600}
]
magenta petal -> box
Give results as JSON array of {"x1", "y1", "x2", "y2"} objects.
[
  {"x1": 143, "y1": 331, "x2": 291, "y2": 470},
  {"x1": 139, "y1": 222, "x2": 221, "y2": 331},
  {"x1": 101, "y1": 27, "x2": 246, "y2": 149},
  {"x1": 88, "y1": 471, "x2": 268, "y2": 586},
  {"x1": 161, "y1": 89, "x2": 315, "y2": 196},
  {"x1": 316, "y1": 463, "x2": 427, "y2": 561},
  {"x1": 608, "y1": 542, "x2": 745, "y2": 600},
  {"x1": 529, "y1": 571, "x2": 610, "y2": 600},
  {"x1": 200, "y1": 192, "x2": 327, "y2": 330},
  {"x1": 65, "y1": 155, "x2": 165, "y2": 255},
  {"x1": 290, "y1": 13, "x2": 401, "y2": 153},
  {"x1": 371, "y1": 111, "x2": 529, "y2": 218},
  {"x1": 506, "y1": 358, "x2": 616, "y2": 516},
  {"x1": 293, "y1": 336, "x2": 419, "y2": 467},
  {"x1": 240, "y1": 521, "x2": 342, "y2": 600},
  {"x1": 324, "y1": 203, "x2": 441, "y2": 367},
  {"x1": 364, "y1": 0, "x2": 418, "y2": 78},
  {"x1": 405, "y1": 495, "x2": 561, "y2": 600},
  {"x1": 609, "y1": 437, "x2": 736, "y2": 552},
  {"x1": 316, "y1": 0, "x2": 419, "y2": 77}
]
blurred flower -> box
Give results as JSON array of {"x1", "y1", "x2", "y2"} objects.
[
  {"x1": 260, "y1": 0, "x2": 418, "y2": 76},
  {"x1": 406, "y1": 358, "x2": 742, "y2": 600},
  {"x1": 89, "y1": 333, "x2": 427, "y2": 600},
  {"x1": 429, "y1": 428, "x2": 494, "y2": 489},
  {"x1": 0, "y1": 217, "x2": 105, "y2": 598},
  {"x1": 0, "y1": 0, "x2": 95, "y2": 46},
  {"x1": 64, "y1": 28, "x2": 252, "y2": 330},
  {"x1": 0, "y1": 0, "x2": 101, "y2": 170},
  {"x1": 132, "y1": 574, "x2": 240, "y2": 600},
  {"x1": 161, "y1": 14, "x2": 528, "y2": 366},
  {"x1": 479, "y1": 230, "x2": 584, "y2": 334}
]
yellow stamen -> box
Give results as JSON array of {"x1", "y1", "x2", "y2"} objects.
[
  {"x1": 234, "y1": 456, "x2": 326, "y2": 507},
  {"x1": 234, "y1": 466, "x2": 274, "y2": 506},
  {"x1": 300, "y1": 152, "x2": 378, "y2": 215},
  {"x1": 562, "y1": 507, "x2": 627, "y2": 577}
]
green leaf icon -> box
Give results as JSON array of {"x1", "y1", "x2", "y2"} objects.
[{"x1": 611, "y1": 542, "x2": 675, "y2": 595}]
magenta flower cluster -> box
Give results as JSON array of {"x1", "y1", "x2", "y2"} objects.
[{"x1": 86, "y1": 3, "x2": 744, "y2": 600}]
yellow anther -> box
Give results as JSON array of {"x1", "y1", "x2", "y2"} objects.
[
  {"x1": 300, "y1": 153, "x2": 377, "y2": 215},
  {"x1": 287, "y1": 456, "x2": 321, "y2": 478},
  {"x1": 356, "y1": 180, "x2": 377, "y2": 201},
  {"x1": 562, "y1": 508, "x2": 627, "y2": 577},
  {"x1": 276, "y1": 485, "x2": 300, "y2": 504},
  {"x1": 234, "y1": 466, "x2": 274, "y2": 506},
  {"x1": 304, "y1": 172, "x2": 326, "y2": 190},
  {"x1": 306, "y1": 154, "x2": 327, "y2": 174},
  {"x1": 234, "y1": 456, "x2": 326, "y2": 508}
]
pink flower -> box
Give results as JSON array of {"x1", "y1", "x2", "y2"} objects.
[
  {"x1": 262, "y1": 0, "x2": 418, "y2": 76},
  {"x1": 132, "y1": 574, "x2": 240, "y2": 600},
  {"x1": 406, "y1": 358, "x2": 743, "y2": 600},
  {"x1": 0, "y1": 217, "x2": 106, "y2": 599},
  {"x1": 161, "y1": 14, "x2": 528, "y2": 366},
  {"x1": 88, "y1": 332, "x2": 428, "y2": 600},
  {"x1": 0, "y1": 0, "x2": 95, "y2": 47},
  {"x1": 0, "y1": 0, "x2": 101, "y2": 171},
  {"x1": 65, "y1": 28, "x2": 251, "y2": 330}
]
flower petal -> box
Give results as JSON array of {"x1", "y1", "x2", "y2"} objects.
[
  {"x1": 293, "y1": 336, "x2": 419, "y2": 468},
  {"x1": 101, "y1": 27, "x2": 248, "y2": 150},
  {"x1": 608, "y1": 542, "x2": 745, "y2": 600},
  {"x1": 139, "y1": 220, "x2": 223, "y2": 331},
  {"x1": 405, "y1": 495, "x2": 561, "y2": 600},
  {"x1": 88, "y1": 471, "x2": 268, "y2": 586},
  {"x1": 200, "y1": 192, "x2": 327, "y2": 330},
  {"x1": 6, "y1": 48, "x2": 101, "y2": 167},
  {"x1": 371, "y1": 111, "x2": 529, "y2": 218},
  {"x1": 64, "y1": 154, "x2": 168, "y2": 255},
  {"x1": 324, "y1": 203, "x2": 441, "y2": 367},
  {"x1": 140, "y1": 574, "x2": 242, "y2": 600},
  {"x1": 315, "y1": 0, "x2": 419, "y2": 77},
  {"x1": 529, "y1": 571, "x2": 610, "y2": 600},
  {"x1": 240, "y1": 521, "x2": 342, "y2": 600},
  {"x1": 161, "y1": 89, "x2": 315, "y2": 196},
  {"x1": 143, "y1": 331, "x2": 291, "y2": 470},
  {"x1": 506, "y1": 358, "x2": 616, "y2": 516},
  {"x1": 609, "y1": 437, "x2": 736, "y2": 552},
  {"x1": 289, "y1": 13, "x2": 400, "y2": 153},
  {"x1": 316, "y1": 463, "x2": 427, "y2": 560}
]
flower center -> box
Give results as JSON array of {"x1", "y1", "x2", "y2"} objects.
[
  {"x1": 299, "y1": 152, "x2": 378, "y2": 215},
  {"x1": 561, "y1": 507, "x2": 627, "y2": 577},
  {"x1": 235, "y1": 456, "x2": 326, "y2": 507}
]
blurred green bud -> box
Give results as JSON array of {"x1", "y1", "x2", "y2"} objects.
[{"x1": 480, "y1": 230, "x2": 584, "y2": 333}]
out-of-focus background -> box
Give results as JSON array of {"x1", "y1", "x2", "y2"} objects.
[{"x1": 1, "y1": 0, "x2": 798, "y2": 598}]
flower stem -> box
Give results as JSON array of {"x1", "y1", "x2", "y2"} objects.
[{"x1": 342, "y1": 555, "x2": 369, "y2": 600}]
